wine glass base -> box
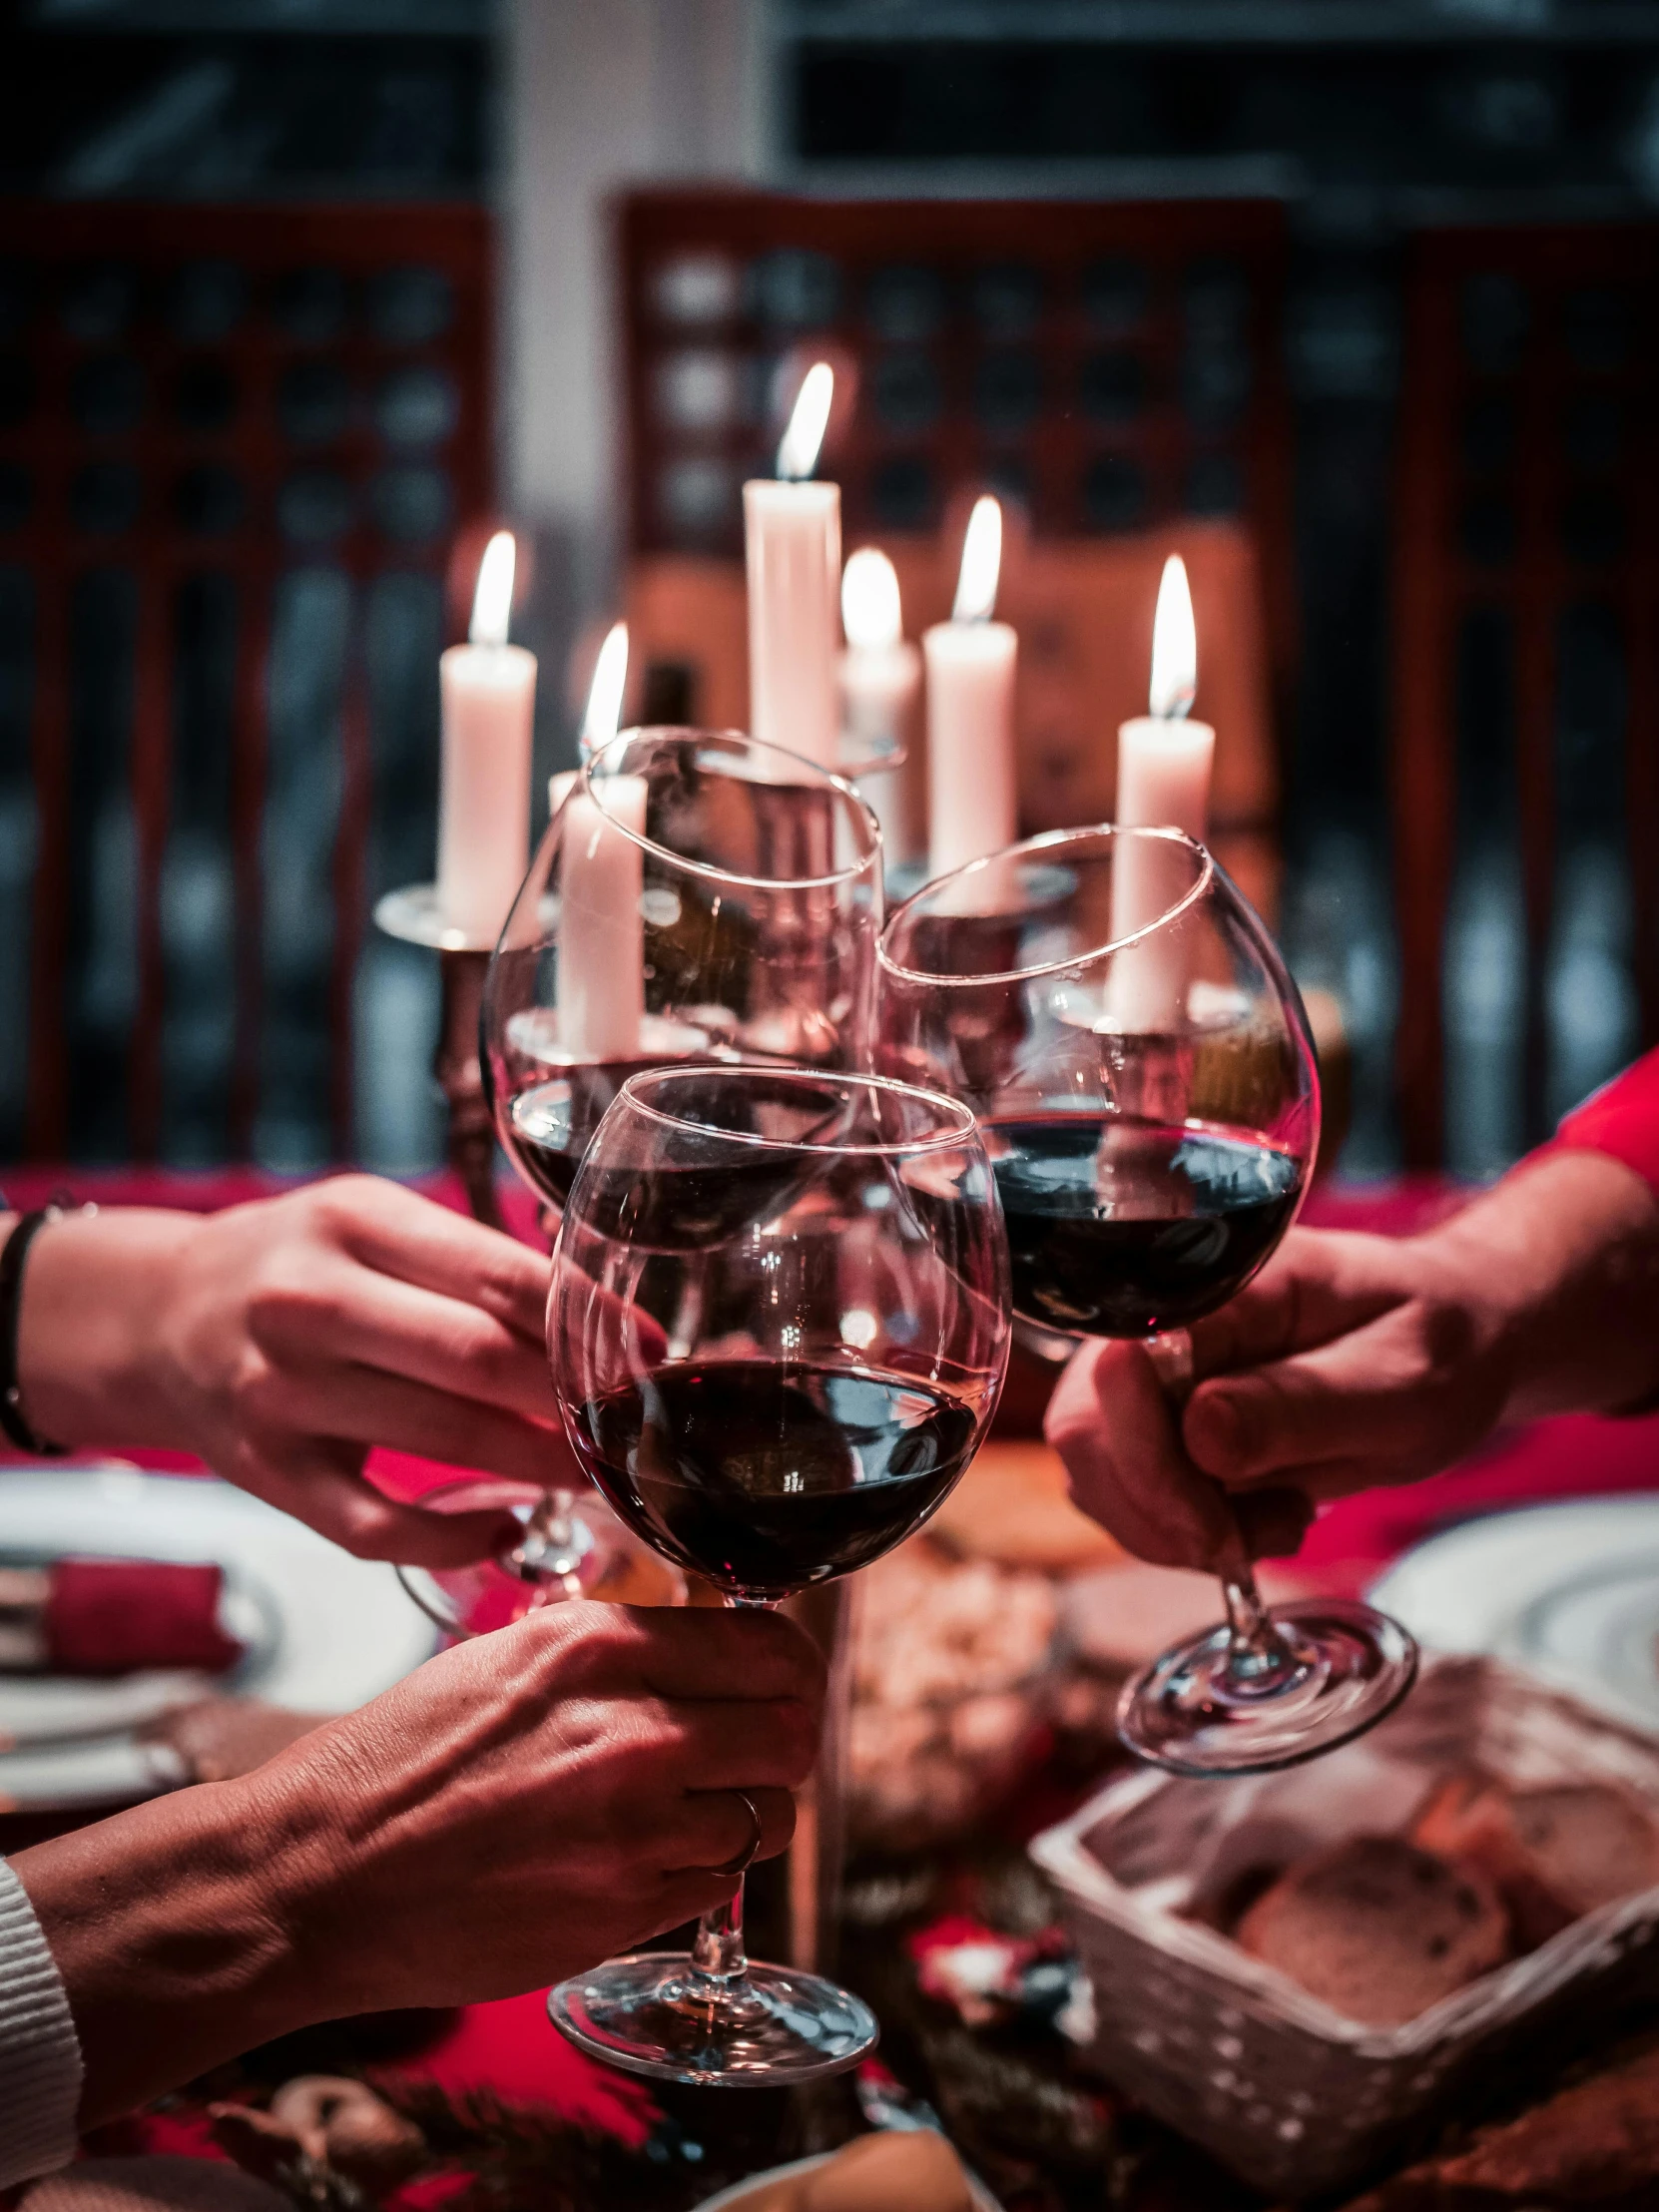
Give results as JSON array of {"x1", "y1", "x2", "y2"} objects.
[
  {"x1": 1117, "y1": 1598, "x2": 1418, "y2": 1777},
  {"x1": 396, "y1": 1478, "x2": 684, "y2": 1640},
  {"x1": 548, "y1": 1950, "x2": 878, "y2": 2085}
]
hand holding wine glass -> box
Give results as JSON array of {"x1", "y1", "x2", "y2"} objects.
[
  {"x1": 544, "y1": 1065, "x2": 1009, "y2": 2083},
  {"x1": 1054, "y1": 1145, "x2": 1659, "y2": 1565},
  {"x1": 875, "y1": 826, "x2": 1417, "y2": 1776}
]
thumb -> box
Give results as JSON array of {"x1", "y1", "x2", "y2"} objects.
[
  {"x1": 1182, "y1": 1296, "x2": 1491, "y2": 1487},
  {"x1": 1045, "y1": 1339, "x2": 1241, "y2": 1571}
]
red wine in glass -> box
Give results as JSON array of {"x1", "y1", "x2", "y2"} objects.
[
  {"x1": 569, "y1": 1358, "x2": 980, "y2": 1600},
  {"x1": 501, "y1": 1032, "x2": 847, "y2": 1220},
  {"x1": 986, "y1": 1114, "x2": 1303, "y2": 1339},
  {"x1": 507, "y1": 1057, "x2": 702, "y2": 1210}
]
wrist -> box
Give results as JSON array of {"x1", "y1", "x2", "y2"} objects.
[
  {"x1": 13, "y1": 1766, "x2": 332, "y2": 2124},
  {"x1": 16, "y1": 1208, "x2": 200, "y2": 1452},
  {"x1": 1405, "y1": 1213, "x2": 1532, "y2": 1428},
  {"x1": 1418, "y1": 1149, "x2": 1659, "y2": 1424}
]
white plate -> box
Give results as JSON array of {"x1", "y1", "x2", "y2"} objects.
[
  {"x1": 1369, "y1": 1495, "x2": 1659, "y2": 1733},
  {"x1": 695, "y1": 2146, "x2": 1002, "y2": 2212},
  {"x1": 0, "y1": 1463, "x2": 438, "y2": 1807}
]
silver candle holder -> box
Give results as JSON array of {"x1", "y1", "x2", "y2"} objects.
[{"x1": 373, "y1": 884, "x2": 501, "y2": 1231}]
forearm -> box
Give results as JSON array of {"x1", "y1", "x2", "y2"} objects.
[
  {"x1": 1422, "y1": 1149, "x2": 1659, "y2": 1426},
  {"x1": 13, "y1": 1208, "x2": 200, "y2": 1453},
  {"x1": 11, "y1": 1770, "x2": 330, "y2": 2125}
]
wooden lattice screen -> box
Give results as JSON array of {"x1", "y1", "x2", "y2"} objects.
[
  {"x1": 1392, "y1": 224, "x2": 1659, "y2": 1169},
  {"x1": 0, "y1": 200, "x2": 492, "y2": 1166},
  {"x1": 617, "y1": 190, "x2": 1296, "y2": 688}
]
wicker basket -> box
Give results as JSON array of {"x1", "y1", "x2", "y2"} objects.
[{"x1": 1029, "y1": 1654, "x2": 1659, "y2": 2200}]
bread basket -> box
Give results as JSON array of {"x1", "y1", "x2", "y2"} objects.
[{"x1": 1030, "y1": 1654, "x2": 1659, "y2": 2200}]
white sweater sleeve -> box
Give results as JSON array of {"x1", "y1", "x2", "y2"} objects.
[{"x1": 0, "y1": 1856, "x2": 82, "y2": 2187}]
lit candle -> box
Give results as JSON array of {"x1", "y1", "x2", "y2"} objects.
[
  {"x1": 580, "y1": 619, "x2": 630, "y2": 761},
  {"x1": 552, "y1": 626, "x2": 647, "y2": 1062},
  {"x1": 744, "y1": 361, "x2": 840, "y2": 773},
  {"x1": 923, "y1": 495, "x2": 1018, "y2": 879},
  {"x1": 838, "y1": 547, "x2": 921, "y2": 870},
  {"x1": 1110, "y1": 554, "x2": 1216, "y2": 1028},
  {"x1": 436, "y1": 530, "x2": 535, "y2": 943},
  {"x1": 1115, "y1": 554, "x2": 1214, "y2": 839}
]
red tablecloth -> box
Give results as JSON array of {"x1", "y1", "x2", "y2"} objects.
[{"x1": 8, "y1": 1165, "x2": 1658, "y2": 2170}]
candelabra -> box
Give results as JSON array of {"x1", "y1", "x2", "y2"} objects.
[{"x1": 372, "y1": 884, "x2": 501, "y2": 1231}]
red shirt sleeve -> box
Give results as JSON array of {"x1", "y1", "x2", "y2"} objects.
[{"x1": 1548, "y1": 1048, "x2": 1659, "y2": 1193}]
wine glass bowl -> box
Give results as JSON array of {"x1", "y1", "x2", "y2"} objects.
[
  {"x1": 483, "y1": 727, "x2": 884, "y2": 1214},
  {"x1": 545, "y1": 1064, "x2": 1010, "y2": 2081},
  {"x1": 875, "y1": 826, "x2": 1418, "y2": 1776},
  {"x1": 876, "y1": 828, "x2": 1318, "y2": 1341}
]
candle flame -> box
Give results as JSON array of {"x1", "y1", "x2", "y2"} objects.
[
  {"x1": 580, "y1": 621, "x2": 629, "y2": 756},
  {"x1": 776, "y1": 360, "x2": 834, "y2": 481},
  {"x1": 841, "y1": 547, "x2": 902, "y2": 653},
  {"x1": 951, "y1": 495, "x2": 1002, "y2": 624},
  {"x1": 1149, "y1": 553, "x2": 1197, "y2": 720},
  {"x1": 468, "y1": 529, "x2": 516, "y2": 649}
]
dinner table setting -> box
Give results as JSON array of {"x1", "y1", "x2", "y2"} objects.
[{"x1": 5, "y1": 360, "x2": 1659, "y2": 2212}]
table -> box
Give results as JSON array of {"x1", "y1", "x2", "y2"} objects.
[{"x1": 5, "y1": 1167, "x2": 1657, "y2": 2210}]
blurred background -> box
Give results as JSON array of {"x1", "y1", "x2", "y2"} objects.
[{"x1": 0, "y1": 0, "x2": 1656, "y2": 1183}]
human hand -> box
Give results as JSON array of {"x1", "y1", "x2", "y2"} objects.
[
  {"x1": 1045, "y1": 1150, "x2": 1659, "y2": 1572},
  {"x1": 1044, "y1": 1226, "x2": 1488, "y2": 1573},
  {"x1": 21, "y1": 1177, "x2": 579, "y2": 1566},
  {"x1": 269, "y1": 1601, "x2": 826, "y2": 2012},
  {"x1": 17, "y1": 1602, "x2": 828, "y2": 2123}
]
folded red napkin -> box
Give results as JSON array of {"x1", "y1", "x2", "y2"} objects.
[{"x1": 42, "y1": 1558, "x2": 244, "y2": 1676}]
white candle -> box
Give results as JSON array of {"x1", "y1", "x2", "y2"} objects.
[
  {"x1": 548, "y1": 629, "x2": 645, "y2": 1062},
  {"x1": 554, "y1": 773, "x2": 647, "y2": 1063},
  {"x1": 924, "y1": 496, "x2": 1017, "y2": 879},
  {"x1": 838, "y1": 547, "x2": 921, "y2": 868},
  {"x1": 1111, "y1": 554, "x2": 1215, "y2": 1029},
  {"x1": 1116, "y1": 554, "x2": 1214, "y2": 839},
  {"x1": 436, "y1": 530, "x2": 535, "y2": 944},
  {"x1": 745, "y1": 361, "x2": 840, "y2": 773}
]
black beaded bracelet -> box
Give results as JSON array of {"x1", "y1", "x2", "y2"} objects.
[{"x1": 0, "y1": 1200, "x2": 95, "y2": 1456}]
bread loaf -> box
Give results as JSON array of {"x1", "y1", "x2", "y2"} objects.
[
  {"x1": 1335, "y1": 2037, "x2": 1659, "y2": 2209},
  {"x1": 796, "y1": 2131, "x2": 974, "y2": 2212},
  {"x1": 1412, "y1": 1771, "x2": 1659, "y2": 1947},
  {"x1": 1236, "y1": 1835, "x2": 1510, "y2": 2025}
]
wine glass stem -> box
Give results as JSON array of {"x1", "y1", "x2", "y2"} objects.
[
  {"x1": 691, "y1": 1878, "x2": 748, "y2": 1986},
  {"x1": 517, "y1": 1488, "x2": 583, "y2": 1577},
  {"x1": 687, "y1": 1591, "x2": 772, "y2": 1994},
  {"x1": 1221, "y1": 1563, "x2": 1302, "y2": 1690}
]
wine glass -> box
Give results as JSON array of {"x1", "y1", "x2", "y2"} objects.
[
  {"x1": 402, "y1": 731, "x2": 886, "y2": 1640},
  {"x1": 875, "y1": 826, "x2": 1418, "y2": 1776},
  {"x1": 545, "y1": 1064, "x2": 1010, "y2": 2083}
]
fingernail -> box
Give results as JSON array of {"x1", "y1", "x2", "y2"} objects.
[{"x1": 1236, "y1": 1486, "x2": 1314, "y2": 1561}]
